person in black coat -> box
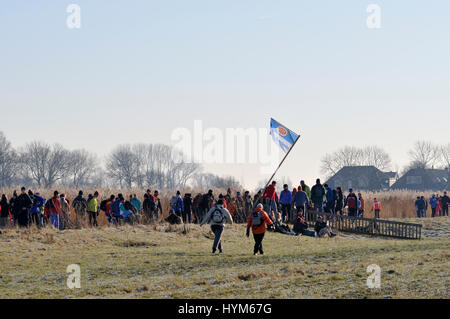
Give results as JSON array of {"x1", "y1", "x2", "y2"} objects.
[
  {"x1": 182, "y1": 193, "x2": 193, "y2": 224},
  {"x1": 16, "y1": 187, "x2": 33, "y2": 227}
]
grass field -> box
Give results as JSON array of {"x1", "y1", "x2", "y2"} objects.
[{"x1": 0, "y1": 217, "x2": 449, "y2": 299}]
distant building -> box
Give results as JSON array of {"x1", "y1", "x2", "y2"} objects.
[
  {"x1": 325, "y1": 166, "x2": 397, "y2": 191},
  {"x1": 391, "y1": 167, "x2": 449, "y2": 191}
]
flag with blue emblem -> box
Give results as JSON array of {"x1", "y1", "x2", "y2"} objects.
[{"x1": 269, "y1": 118, "x2": 300, "y2": 153}]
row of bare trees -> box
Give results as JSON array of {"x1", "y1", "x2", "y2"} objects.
[
  {"x1": 321, "y1": 142, "x2": 450, "y2": 179},
  {"x1": 106, "y1": 143, "x2": 201, "y2": 189},
  {"x1": 0, "y1": 131, "x2": 238, "y2": 190},
  {"x1": 0, "y1": 136, "x2": 101, "y2": 188}
]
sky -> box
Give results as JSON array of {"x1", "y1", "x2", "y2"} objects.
[{"x1": 1, "y1": 0, "x2": 449, "y2": 190}]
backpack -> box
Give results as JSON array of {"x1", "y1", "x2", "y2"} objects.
[
  {"x1": 211, "y1": 208, "x2": 224, "y2": 223},
  {"x1": 110, "y1": 200, "x2": 121, "y2": 216},
  {"x1": 170, "y1": 196, "x2": 178, "y2": 209},
  {"x1": 100, "y1": 200, "x2": 108, "y2": 212},
  {"x1": 252, "y1": 210, "x2": 263, "y2": 226},
  {"x1": 45, "y1": 199, "x2": 54, "y2": 211},
  {"x1": 312, "y1": 185, "x2": 323, "y2": 198},
  {"x1": 347, "y1": 197, "x2": 357, "y2": 209}
]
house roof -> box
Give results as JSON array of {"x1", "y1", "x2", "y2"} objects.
[
  {"x1": 391, "y1": 168, "x2": 449, "y2": 190},
  {"x1": 325, "y1": 166, "x2": 396, "y2": 191}
]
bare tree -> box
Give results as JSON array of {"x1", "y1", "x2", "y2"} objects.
[
  {"x1": 68, "y1": 149, "x2": 98, "y2": 188},
  {"x1": 0, "y1": 132, "x2": 18, "y2": 187},
  {"x1": 106, "y1": 144, "x2": 137, "y2": 188},
  {"x1": 320, "y1": 145, "x2": 391, "y2": 178},
  {"x1": 20, "y1": 142, "x2": 71, "y2": 187},
  {"x1": 439, "y1": 143, "x2": 450, "y2": 169},
  {"x1": 407, "y1": 140, "x2": 440, "y2": 169}
]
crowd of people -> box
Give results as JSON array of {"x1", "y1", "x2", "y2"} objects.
[
  {"x1": 0, "y1": 179, "x2": 449, "y2": 255},
  {"x1": 0, "y1": 179, "x2": 448, "y2": 254},
  {"x1": 414, "y1": 192, "x2": 449, "y2": 218}
]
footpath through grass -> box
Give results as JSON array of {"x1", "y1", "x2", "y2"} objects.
[{"x1": 0, "y1": 217, "x2": 449, "y2": 299}]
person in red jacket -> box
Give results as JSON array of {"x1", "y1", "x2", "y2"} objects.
[
  {"x1": 49, "y1": 191, "x2": 62, "y2": 229},
  {"x1": 246, "y1": 203, "x2": 273, "y2": 255},
  {"x1": 262, "y1": 181, "x2": 278, "y2": 220}
]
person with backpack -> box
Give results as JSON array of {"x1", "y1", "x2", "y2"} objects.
[
  {"x1": 200, "y1": 199, "x2": 233, "y2": 254},
  {"x1": 110, "y1": 195, "x2": 124, "y2": 225},
  {"x1": 246, "y1": 203, "x2": 273, "y2": 255},
  {"x1": 345, "y1": 189, "x2": 358, "y2": 217},
  {"x1": 102, "y1": 195, "x2": 115, "y2": 224},
  {"x1": 72, "y1": 191, "x2": 88, "y2": 226},
  {"x1": 143, "y1": 193, "x2": 154, "y2": 223},
  {"x1": 87, "y1": 191, "x2": 99, "y2": 227},
  {"x1": 123, "y1": 199, "x2": 136, "y2": 225},
  {"x1": 199, "y1": 190, "x2": 214, "y2": 222},
  {"x1": 30, "y1": 192, "x2": 46, "y2": 228},
  {"x1": 310, "y1": 179, "x2": 325, "y2": 213}
]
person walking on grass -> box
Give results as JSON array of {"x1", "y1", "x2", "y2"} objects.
[
  {"x1": 246, "y1": 203, "x2": 273, "y2": 255},
  {"x1": 371, "y1": 198, "x2": 381, "y2": 219},
  {"x1": 200, "y1": 199, "x2": 233, "y2": 255},
  {"x1": 87, "y1": 191, "x2": 99, "y2": 227}
]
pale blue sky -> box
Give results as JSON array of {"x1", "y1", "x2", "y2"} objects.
[{"x1": 1, "y1": 1, "x2": 449, "y2": 189}]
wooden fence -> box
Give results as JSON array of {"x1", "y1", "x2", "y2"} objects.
[{"x1": 304, "y1": 210, "x2": 422, "y2": 240}]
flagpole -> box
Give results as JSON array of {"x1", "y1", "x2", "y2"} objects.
[{"x1": 254, "y1": 131, "x2": 301, "y2": 208}]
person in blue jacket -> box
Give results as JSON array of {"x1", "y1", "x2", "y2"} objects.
[
  {"x1": 429, "y1": 194, "x2": 438, "y2": 217},
  {"x1": 324, "y1": 184, "x2": 335, "y2": 214},
  {"x1": 279, "y1": 184, "x2": 292, "y2": 223},
  {"x1": 173, "y1": 191, "x2": 184, "y2": 218},
  {"x1": 293, "y1": 186, "x2": 309, "y2": 215},
  {"x1": 29, "y1": 192, "x2": 46, "y2": 228}
]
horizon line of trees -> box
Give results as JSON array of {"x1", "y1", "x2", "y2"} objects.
[
  {"x1": 1, "y1": 131, "x2": 448, "y2": 189},
  {"x1": 320, "y1": 141, "x2": 450, "y2": 179},
  {"x1": 0, "y1": 131, "x2": 241, "y2": 190}
]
